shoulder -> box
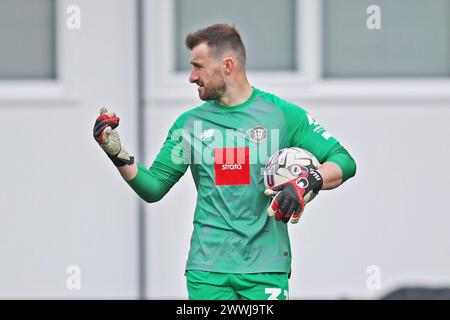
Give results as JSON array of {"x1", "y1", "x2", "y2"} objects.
[
  {"x1": 173, "y1": 101, "x2": 212, "y2": 127},
  {"x1": 254, "y1": 88, "x2": 308, "y2": 117}
]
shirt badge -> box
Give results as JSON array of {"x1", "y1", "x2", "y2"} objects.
[{"x1": 248, "y1": 125, "x2": 267, "y2": 143}]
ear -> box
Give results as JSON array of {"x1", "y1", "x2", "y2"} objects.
[{"x1": 222, "y1": 57, "x2": 234, "y2": 75}]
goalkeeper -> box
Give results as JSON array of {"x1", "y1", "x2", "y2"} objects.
[{"x1": 93, "y1": 24, "x2": 356, "y2": 300}]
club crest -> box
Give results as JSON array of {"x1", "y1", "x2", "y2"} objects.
[{"x1": 249, "y1": 125, "x2": 267, "y2": 143}]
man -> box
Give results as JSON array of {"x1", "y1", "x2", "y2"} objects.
[{"x1": 93, "y1": 24, "x2": 356, "y2": 300}]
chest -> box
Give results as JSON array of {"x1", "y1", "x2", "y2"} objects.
[{"x1": 183, "y1": 110, "x2": 288, "y2": 186}]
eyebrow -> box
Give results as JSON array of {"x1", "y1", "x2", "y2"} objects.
[{"x1": 190, "y1": 61, "x2": 203, "y2": 67}]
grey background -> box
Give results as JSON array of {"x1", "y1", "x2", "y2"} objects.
[
  {"x1": 175, "y1": 0, "x2": 297, "y2": 71},
  {"x1": 323, "y1": 0, "x2": 450, "y2": 77},
  {"x1": 0, "y1": 0, "x2": 56, "y2": 79}
]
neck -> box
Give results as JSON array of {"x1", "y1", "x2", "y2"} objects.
[{"x1": 218, "y1": 76, "x2": 253, "y2": 107}]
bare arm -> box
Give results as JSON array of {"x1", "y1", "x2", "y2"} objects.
[
  {"x1": 118, "y1": 163, "x2": 138, "y2": 181},
  {"x1": 317, "y1": 161, "x2": 343, "y2": 190}
]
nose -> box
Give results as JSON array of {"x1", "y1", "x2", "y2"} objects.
[{"x1": 189, "y1": 68, "x2": 199, "y2": 83}]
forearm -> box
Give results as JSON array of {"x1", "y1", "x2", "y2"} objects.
[
  {"x1": 118, "y1": 162, "x2": 138, "y2": 181},
  {"x1": 317, "y1": 143, "x2": 357, "y2": 190},
  {"x1": 94, "y1": 107, "x2": 187, "y2": 202},
  {"x1": 316, "y1": 142, "x2": 357, "y2": 190},
  {"x1": 125, "y1": 162, "x2": 173, "y2": 203},
  {"x1": 317, "y1": 162, "x2": 343, "y2": 190}
]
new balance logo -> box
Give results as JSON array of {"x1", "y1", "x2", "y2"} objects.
[{"x1": 200, "y1": 129, "x2": 214, "y2": 140}]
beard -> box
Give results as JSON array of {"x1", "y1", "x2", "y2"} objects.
[{"x1": 198, "y1": 71, "x2": 227, "y2": 101}]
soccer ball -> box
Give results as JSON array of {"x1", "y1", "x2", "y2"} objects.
[{"x1": 263, "y1": 147, "x2": 321, "y2": 203}]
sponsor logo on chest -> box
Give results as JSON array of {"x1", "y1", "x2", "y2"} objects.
[{"x1": 214, "y1": 147, "x2": 250, "y2": 186}]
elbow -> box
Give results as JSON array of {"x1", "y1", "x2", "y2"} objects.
[
  {"x1": 342, "y1": 157, "x2": 357, "y2": 183},
  {"x1": 325, "y1": 146, "x2": 357, "y2": 183},
  {"x1": 349, "y1": 157, "x2": 357, "y2": 179},
  {"x1": 142, "y1": 197, "x2": 157, "y2": 204},
  {"x1": 140, "y1": 193, "x2": 164, "y2": 203}
]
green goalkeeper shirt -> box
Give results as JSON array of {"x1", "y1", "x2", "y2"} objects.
[{"x1": 128, "y1": 87, "x2": 356, "y2": 274}]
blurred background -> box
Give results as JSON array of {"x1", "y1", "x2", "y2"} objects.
[{"x1": 0, "y1": 0, "x2": 449, "y2": 299}]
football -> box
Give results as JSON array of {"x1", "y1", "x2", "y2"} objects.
[{"x1": 263, "y1": 147, "x2": 321, "y2": 203}]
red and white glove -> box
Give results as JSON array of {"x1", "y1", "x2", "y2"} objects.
[{"x1": 264, "y1": 167, "x2": 323, "y2": 224}]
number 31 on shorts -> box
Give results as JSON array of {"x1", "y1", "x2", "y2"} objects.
[{"x1": 265, "y1": 288, "x2": 289, "y2": 300}]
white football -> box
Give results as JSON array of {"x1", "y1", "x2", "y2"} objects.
[{"x1": 263, "y1": 147, "x2": 321, "y2": 203}]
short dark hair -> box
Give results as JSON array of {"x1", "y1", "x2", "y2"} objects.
[{"x1": 185, "y1": 24, "x2": 246, "y2": 68}]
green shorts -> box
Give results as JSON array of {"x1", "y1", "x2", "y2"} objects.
[{"x1": 186, "y1": 270, "x2": 289, "y2": 300}]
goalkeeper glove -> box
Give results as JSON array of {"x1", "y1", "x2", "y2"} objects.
[
  {"x1": 264, "y1": 167, "x2": 323, "y2": 224},
  {"x1": 93, "y1": 107, "x2": 134, "y2": 167}
]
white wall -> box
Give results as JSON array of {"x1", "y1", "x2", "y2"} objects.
[
  {"x1": 0, "y1": 0, "x2": 138, "y2": 298},
  {"x1": 145, "y1": 95, "x2": 450, "y2": 299}
]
